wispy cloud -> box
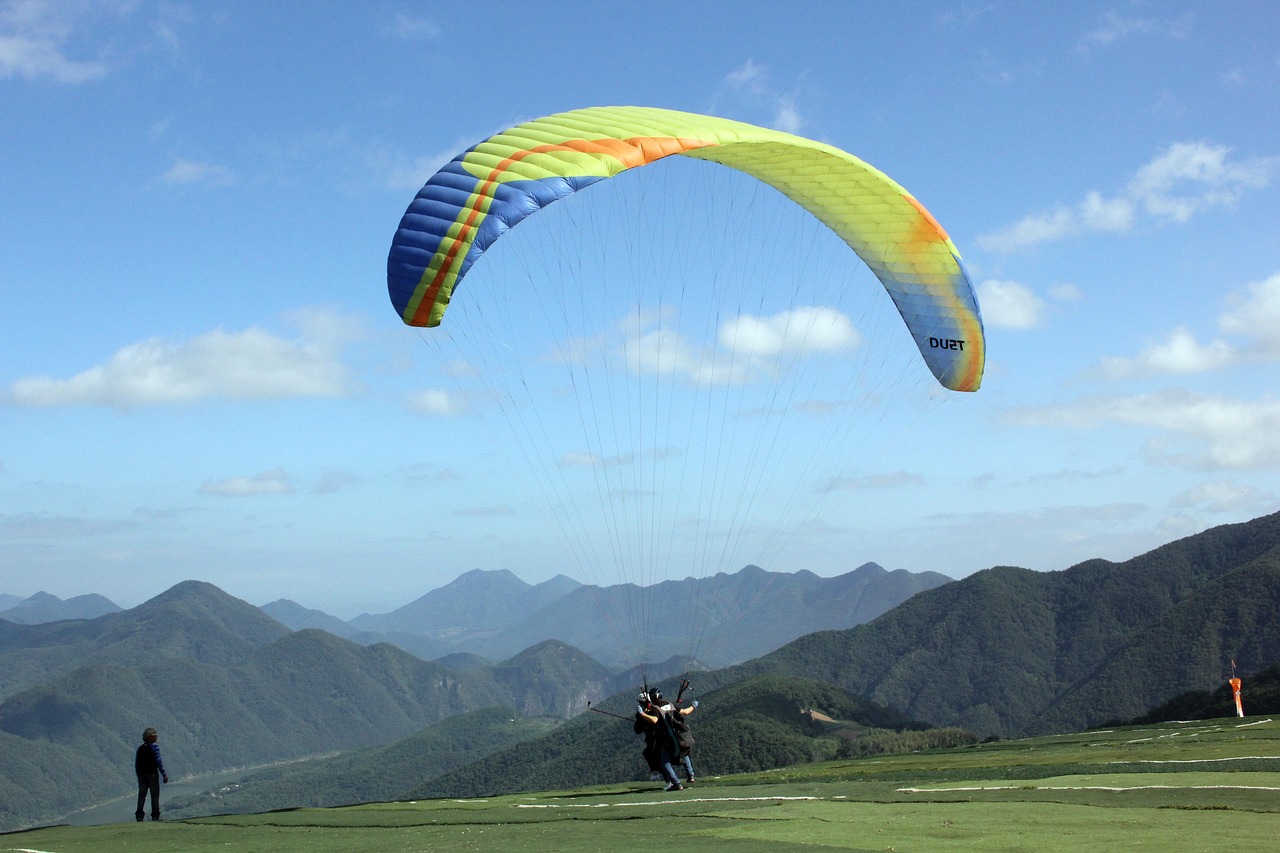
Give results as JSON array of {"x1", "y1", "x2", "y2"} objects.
[
  {"x1": 980, "y1": 142, "x2": 1278, "y2": 252},
  {"x1": 0, "y1": 0, "x2": 110, "y2": 83},
  {"x1": 159, "y1": 157, "x2": 237, "y2": 188},
  {"x1": 723, "y1": 60, "x2": 806, "y2": 134},
  {"x1": 823, "y1": 470, "x2": 925, "y2": 491},
  {"x1": 1170, "y1": 480, "x2": 1276, "y2": 514},
  {"x1": 1077, "y1": 10, "x2": 1191, "y2": 53},
  {"x1": 407, "y1": 388, "x2": 465, "y2": 417},
  {"x1": 452, "y1": 504, "x2": 515, "y2": 517},
  {"x1": 1005, "y1": 390, "x2": 1280, "y2": 471},
  {"x1": 200, "y1": 467, "x2": 294, "y2": 497},
  {"x1": 0, "y1": 511, "x2": 120, "y2": 540},
  {"x1": 7, "y1": 309, "x2": 358, "y2": 408},
  {"x1": 383, "y1": 12, "x2": 440, "y2": 40},
  {"x1": 312, "y1": 470, "x2": 360, "y2": 495}
]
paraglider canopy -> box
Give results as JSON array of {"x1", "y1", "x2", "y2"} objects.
[{"x1": 388, "y1": 106, "x2": 984, "y2": 392}]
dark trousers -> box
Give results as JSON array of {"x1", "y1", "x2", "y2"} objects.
[{"x1": 136, "y1": 771, "x2": 160, "y2": 820}]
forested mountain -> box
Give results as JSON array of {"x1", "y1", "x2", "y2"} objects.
[
  {"x1": 0, "y1": 585, "x2": 638, "y2": 831},
  {"x1": 0, "y1": 581, "x2": 289, "y2": 701},
  {"x1": 260, "y1": 598, "x2": 371, "y2": 641},
  {"x1": 737, "y1": 511, "x2": 1280, "y2": 737},
  {"x1": 0, "y1": 591, "x2": 121, "y2": 624},
  {"x1": 297, "y1": 563, "x2": 950, "y2": 667},
  {"x1": 349, "y1": 569, "x2": 582, "y2": 636}
]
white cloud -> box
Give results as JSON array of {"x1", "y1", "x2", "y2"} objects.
[
  {"x1": 980, "y1": 142, "x2": 1278, "y2": 252},
  {"x1": 1170, "y1": 481, "x2": 1276, "y2": 514},
  {"x1": 980, "y1": 208, "x2": 1077, "y2": 251},
  {"x1": 1220, "y1": 272, "x2": 1280, "y2": 357},
  {"x1": 623, "y1": 306, "x2": 857, "y2": 387},
  {"x1": 1096, "y1": 271, "x2": 1280, "y2": 378},
  {"x1": 625, "y1": 325, "x2": 732, "y2": 383},
  {"x1": 1078, "y1": 190, "x2": 1134, "y2": 232},
  {"x1": 0, "y1": 0, "x2": 109, "y2": 83},
  {"x1": 976, "y1": 279, "x2": 1046, "y2": 329},
  {"x1": 559, "y1": 451, "x2": 602, "y2": 469},
  {"x1": 407, "y1": 388, "x2": 464, "y2": 417},
  {"x1": 1006, "y1": 390, "x2": 1280, "y2": 470},
  {"x1": 159, "y1": 158, "x2": 236, "y2": 188},
  {"x1": 200, "y1": 467, "x2": 294, "y2": 497},
  {"x1": 719, "y1": 307, "x2": 858, "y2": 356},
  {"x1": 383, "y1": 12, "x2": 439, "y2": 40},
  {"x1": 773, "y1": 95, "x2": 803, "y2": 135},
  {"x1": 8, "y1": 311, "x2": 354, "y2": 408},
  {"x1": 1100, "y1": 327, "x2": 1234, "y2": 378},
  {"x1": 726, "y1": 59, "x2": 765, "y2": 92},
  {"x1": 1128, "y1": 142, "x2": 1275, "y2": 222}
]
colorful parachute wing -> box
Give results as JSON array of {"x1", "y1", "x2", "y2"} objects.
[{"x1": 387, "y1": 106, "x2": 985, "y2": 391}]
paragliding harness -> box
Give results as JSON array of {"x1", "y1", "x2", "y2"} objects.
[{"x1": 669, "y1": 679, "x2": 695, "y2": 756}]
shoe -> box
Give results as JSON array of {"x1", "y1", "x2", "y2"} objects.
[
  {"x1": 664, "y1": 782, "x2": 683, "y2": 791},
  {"x1": 686, "y1": 777, "x2": 696, "y2": 784}
]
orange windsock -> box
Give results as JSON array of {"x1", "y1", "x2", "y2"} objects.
[{"x1": 1229, "y1": 677, "x2": 1244, "y2": 718}]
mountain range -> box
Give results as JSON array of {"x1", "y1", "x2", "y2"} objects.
[
  {"x1": 5, "y1": 562, "x2": 950, "y2": 672},
  {"x1": 734, "y1": 509, "x2": 1280, "y2": 736},
  {"x1": 288, "y1": 562, "x2": 950, "y2": 667},
  {"x1": 0, "y1": 591, "x2": 121, "y2": 624},
  {"x1": 2, "y1": 510, "x2": 1278, "y2": 830}
]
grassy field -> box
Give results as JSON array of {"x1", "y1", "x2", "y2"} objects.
[{"x1": 5, "y1": 716, "x2": 1278, "y2": 852}]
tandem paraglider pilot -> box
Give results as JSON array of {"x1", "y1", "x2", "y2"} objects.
[
  {"x1": 134, "y1": 727, "x2": 169, "y2": 822},
  {"x1": 634, "y1": 689, "x2": 698, "y2": 791}
]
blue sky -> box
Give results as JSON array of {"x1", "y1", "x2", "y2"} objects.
[{"x1": 1, "y1": 1, "x2": 1278, "y2": 618}]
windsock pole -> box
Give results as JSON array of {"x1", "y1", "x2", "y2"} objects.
[{"x1": 1230, "y1": 659, "x2": 1244, "y2": 718}]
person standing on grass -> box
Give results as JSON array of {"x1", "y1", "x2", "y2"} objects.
[
  {"x1": 635, "y1": 691, "x2": 683, "y2": 791},
  {"x1": 134, "y1": 727, "x2": 168, "y2": 821}
]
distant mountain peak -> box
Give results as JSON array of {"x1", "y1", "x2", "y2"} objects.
[
  {"x1": 0, "y1": 591, "x2": 121, "y2": 625},
  {"x1": 449, "y1": 568, "x2": 526, "y2": 588}
]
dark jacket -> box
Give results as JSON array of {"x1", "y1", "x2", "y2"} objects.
[{"x1": 135, "y1": 742, "x2": 165, "y2": 777}]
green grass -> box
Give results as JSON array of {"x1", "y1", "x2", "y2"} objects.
[{"x1": 6, "y1": 716, "x2": 1278, "y2": 852}]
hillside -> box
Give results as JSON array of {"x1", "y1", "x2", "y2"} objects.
[
  {"x1": 405, "y1": 674, "x2": 944, "y2": 801},
  {"x1": 128, "y1": 674, "x2": 938, "y2": 822},
  {"x1": 1133, "y1": 659, "x2": 1280, "y2": 723},
  {"x1": 17, "y1": 716, "x2": 1280, "y2": 853},
  {"x1": 163, "y1": 707, "x2": 558, "y2": 817},
  {"x1": 741, "y1": 511, "x2": 1280, "y2": 737}
]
